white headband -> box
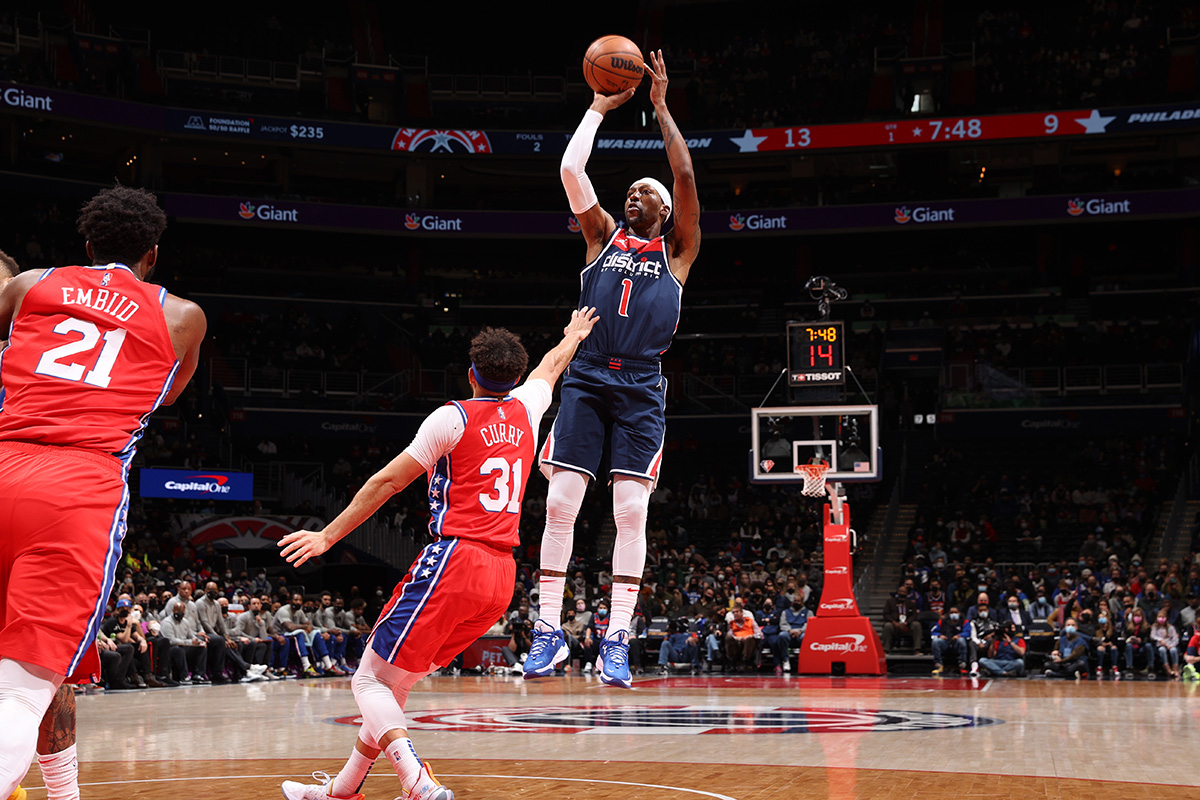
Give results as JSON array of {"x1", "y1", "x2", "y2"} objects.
[{"x1": 631, "y1": 177, "x2": 672, "y2": 221}]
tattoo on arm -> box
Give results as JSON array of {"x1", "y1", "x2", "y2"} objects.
[{"x1": 37, "y1": 684, "x2": 77, "y2": 754}]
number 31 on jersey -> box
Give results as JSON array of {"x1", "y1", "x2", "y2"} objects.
[{"x1": 479, "y1": 457, "x2": 523, "y2": 513}]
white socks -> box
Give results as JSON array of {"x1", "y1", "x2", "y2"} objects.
[
  {"x1": 329, "y1": 737, "x2": 376, "y2": 798},
  {"x1": 38, "y1": 744, "x2": 79, "y2": 800},
  {"x1": 383, "y1": 737, "x2": 423, "y2": 790},
  {"x1": 537, "y1": 576, "x2": 567, "y2": 630}
]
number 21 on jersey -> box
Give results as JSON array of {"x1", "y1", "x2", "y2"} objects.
[
  {"x1": 33, "y1": 316, "x2": 127, "y2": 388},
  {"x1": 479, "y1": 456, "x2": 523, "y2": 513}
]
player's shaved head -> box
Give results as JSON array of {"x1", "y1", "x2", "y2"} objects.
[{"x1": 469, "y1": 327, "x2": 529, "y2": 389}]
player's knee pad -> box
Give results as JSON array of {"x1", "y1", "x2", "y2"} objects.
[
  {"x1": 543, "y1": 469, "x2": 589, "y2": 572},
  {"x1": 611, "y1": 476, "x2": 650, "y2": 577}
]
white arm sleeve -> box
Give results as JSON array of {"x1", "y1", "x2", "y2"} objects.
[
  {"x1": 403, "y1": 404, "x2": 466, "y2": 471},
  {"x1": 510, "y1": 379, "x2": 553, "y2": 438},
  {"x1": 560, "y1": 110, "x2": 603, "y2": 215}
]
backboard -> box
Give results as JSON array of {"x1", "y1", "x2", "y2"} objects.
[{"x1": 750, "y1": 404, "x2": 880, "y2": 484}]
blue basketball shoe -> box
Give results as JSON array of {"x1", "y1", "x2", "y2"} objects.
[
  {"x1": 523, "y1": 620, "x2": 569, "y2": 679},
  {"x1": 597, "y1": 630, "x2": 632, "y2": 689}
]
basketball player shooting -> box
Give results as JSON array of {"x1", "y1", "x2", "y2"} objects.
[
  {"x1": 528, "y1": 50, "x2": 700, "y2": 688},
  {"x1": 0, "y1": 187, "x2": 206, "y2": 799},
  {"x1": 276, "y1": 309, "x2": 598, "y2": 800}
]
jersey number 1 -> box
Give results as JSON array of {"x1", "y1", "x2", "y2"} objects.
[
  {"x1": 479, "y1": 457, "x2": 523, "y2": 514},
  {"x1": 618, "y1": 278, "x2": 633, "y2": 317},
  {"x1": 34, "y1": 317, "x2": 128, "y2": 388}
]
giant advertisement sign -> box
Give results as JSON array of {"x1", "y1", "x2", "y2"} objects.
[
  {"x1": 4, "y1": 82, "x2": 1200, "y2": 157},
  {"x1": 139, "y1": 468, "x2": 254, "y2": 500},
  {"x1": 162, "y1": 187, "x2": 1200, "y2": 238}
]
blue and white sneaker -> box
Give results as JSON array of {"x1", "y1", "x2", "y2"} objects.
[
  {"x1": 523, "y1": 621, "x2": 569, "y2": 679},
  {"x1": 597, "y1": 630, "x2": 632, "y2": 689}
]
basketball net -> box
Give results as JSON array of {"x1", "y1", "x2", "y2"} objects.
[{"x1": 796, "y1": 461, "x2": 829, "y2": 498}]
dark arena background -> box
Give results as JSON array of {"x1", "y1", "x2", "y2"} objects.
[{"x1": 2, "y1": 1, "x2": 1199, "y2": 798}]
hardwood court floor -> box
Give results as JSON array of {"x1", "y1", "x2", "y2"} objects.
[{"x1": 18, "y1": 672, "x2": 1200, "y2": 799}]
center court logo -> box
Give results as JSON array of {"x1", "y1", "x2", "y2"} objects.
[{"x1": 329, "y1": 705, "x2": 1000, "y2": 734}]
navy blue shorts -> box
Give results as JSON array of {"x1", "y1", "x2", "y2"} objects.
[{"x1": 538, "y1": 353, "x2": 667, "y2": 483}]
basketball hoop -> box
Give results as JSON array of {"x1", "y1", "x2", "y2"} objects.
[{"x1": 795, "y1": 462, "x2": 830, "y2": 498}]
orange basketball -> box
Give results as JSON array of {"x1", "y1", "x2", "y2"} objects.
[{"x1": 583, "y1": 35, "x2": 645, "y2": 95}]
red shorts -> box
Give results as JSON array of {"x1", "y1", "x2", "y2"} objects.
[
  {"x1": 0, "y1": 441, "x2": 127, "y2": 683},
  {"x1": 368, "y1": 537, "x2": 515, "y2": 673}
]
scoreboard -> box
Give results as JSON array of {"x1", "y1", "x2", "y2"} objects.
[{"x1": 787, "y1": 321, "x2": 845, "y2": 386}]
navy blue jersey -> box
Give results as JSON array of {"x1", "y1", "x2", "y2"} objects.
[{"x1": 578, "y1": 227, "x2": 683, "y2": 362}]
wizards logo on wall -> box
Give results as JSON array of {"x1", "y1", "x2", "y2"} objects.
[
  {"x1": 178, "y1": 515, "x2": 325, "y2": 550},
  {"x1": 391, "y1": 128, "x2": 492, "y2": 153},
  {"x1": 329, "y1": 705, "x2": 1000, "y2": 734}
]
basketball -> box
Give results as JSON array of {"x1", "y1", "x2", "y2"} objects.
[{"x1": 583, "y1": 35, "x2": 644, "y2": 95}]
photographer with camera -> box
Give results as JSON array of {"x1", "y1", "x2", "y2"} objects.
[{"x1": 978, "y1": 621, "x2": 1027, "y2": 677}]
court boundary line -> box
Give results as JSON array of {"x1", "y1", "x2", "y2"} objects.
[
  {"x1": 17, "y1": 771, "x2": 741, "y2": 799},
  {"x1": 33, "y1": 757, "x2": 1200, "y2": 789}
]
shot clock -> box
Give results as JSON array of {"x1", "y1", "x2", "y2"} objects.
[{"x1": 787, "y1": 321, "x2": 845, "y2": 386}]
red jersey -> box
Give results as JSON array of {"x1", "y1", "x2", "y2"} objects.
[
  {"x1": 416, "y1": 389, "x2": 544, "y2": 549},
  {"x1": 0, "y1": 265, "x2": 179, "y2": 466}
]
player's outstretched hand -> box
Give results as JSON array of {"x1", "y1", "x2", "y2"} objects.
[
  {"x1": 278, "y1": 528, "x2": 333, "y2": 567},
  {"x1": 647, "y1": 50, "x2": 668, "y2": 107},
  {"x1": 565, "y1": 306, "x2": 600, "y2": 339},
  {"x1": 590, "y1": 87, "x2": 636, "y2": 116}
]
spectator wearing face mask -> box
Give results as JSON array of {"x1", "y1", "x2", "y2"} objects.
[
  {"x1": 1029, "y1": 589, "x2": 1055, "y2": 620},
  {"x1": 1092, "y1": 609, "x2": 1120, "y2": 677},
  {"x1": 779, "y1": 597, "x2": 808, "y2": 653},
  {"x1": 881, "y1": 583, "x2": 923, "y2": 654},
  {"x1": 979, "y1": 622, "x2": 1026, "y2": 677},
  {"x1": 999, "y1": 594, "x2": 1032, "y2": 633},
  {"x1": 1150, "y1": 613, "x2": 1180, "y2": 679},
  {"x1": 1123, "y1": 607, "x2": 1153, "y2": 676},
  {"x1": 159, "y1": 601, "x2": 209, "y2": 684},
  {"x1": 930, "y1": 607, "x2": 968, "y2": 675},
  {"x1": 964, "y1": 593, "x2": 995, "y2": 677},
  {"x1": 1044, "y1": 618, "x2": 1090, "y2": 679}
]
